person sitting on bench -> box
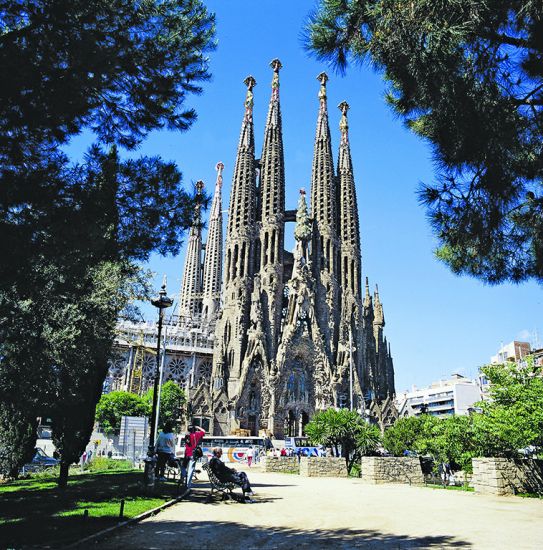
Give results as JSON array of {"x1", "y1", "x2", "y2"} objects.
[{"x1": 209, "y1": 447, "x2": 254, "y2": 499}]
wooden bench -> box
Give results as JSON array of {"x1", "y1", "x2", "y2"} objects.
[{"x1": 202, "y1": 462, "x2": 242, "y2": 501}]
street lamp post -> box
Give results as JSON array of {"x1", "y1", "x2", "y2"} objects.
[{"x1": 143, "y1": 278, "x2": 173, "y2": 487}]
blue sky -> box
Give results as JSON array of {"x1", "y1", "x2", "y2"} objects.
[{"x1": 67, "y1": 0, "x2": 541, "y2": 391}]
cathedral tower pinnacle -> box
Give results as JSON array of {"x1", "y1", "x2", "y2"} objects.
[
  {"x1": 257, "y1": 59, "x2": 286, "y2": 357},
  {"x1": 178, "y1": 180, "x2": 204, "y2": 324},
  {"x1": 201, "y1": 162, "x2": 224, "y2": 326},
  {"x1": 214, "y1": 76, "x2": 258, "y2": 395},
  {"x1": 310, "y1": 72, "x2": 340, "y2": 356},
  {"x1": 337, "y1": 101, "x2": 362, "y2": 302}
]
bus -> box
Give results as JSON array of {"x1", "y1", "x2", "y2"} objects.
[
  {"x1": 284, "y1": 436, "x2": 320, "y2": 456},
  {"x1": 175, "y1": 435, "x2": 266, "y2": 463}
]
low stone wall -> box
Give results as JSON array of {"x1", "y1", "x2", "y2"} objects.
[
  {"x1": 299, "y1": 457, "x2": 348, "y2": 477},
  {"x1": 260, "y1": 456, "x2": 299, "y2": 474},
  {"x1": 361, "y1": 457, "x2": 424, "y2": 485},
  {"x1": 472, "y1": 458, "x2": 543, "y2": 496}
]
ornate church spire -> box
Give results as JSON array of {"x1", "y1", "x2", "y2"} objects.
[
  {"x1": 337, "y1": 101, "x2": 361, "y2": 300},
  {"x1": 311, "y1": 72, "x2": 337, "y2": 243},
  {"x1": 310, "y1": 72, "x2": 340, "y2": 356},
  {"x1": 178, "y1": 180, "x2": 204, "y2": 324},
  {"x1": 224, "y1": 76, "x2": 257, "y2": 285},
  {"x1": 257, "y1": 59, "x2": 286, "y2": 355},
  {"x1": 201, "y1": 162, "x2": 224, "y2": 326},
  {"x1": 213, "y1": 76, "x2": 258, "y2": 392}
]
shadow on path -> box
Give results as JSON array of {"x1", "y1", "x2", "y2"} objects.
[{"x1": 95, "y1": 520, "x2": 472, "y2": 549}]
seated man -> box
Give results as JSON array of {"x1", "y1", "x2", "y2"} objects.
[{"x1": 209, "y1": 447, "x2": 254, "y2": 500}]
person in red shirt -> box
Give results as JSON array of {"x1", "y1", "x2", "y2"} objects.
[{"x1": 182, "y1": 425, "x2": 205, "y2": 489}]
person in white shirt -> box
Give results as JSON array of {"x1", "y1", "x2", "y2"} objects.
[{"x1": 155, "y1": 421, "x2": 176, "y2": 481}]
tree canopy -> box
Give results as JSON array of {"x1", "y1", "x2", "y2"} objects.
[
  {"x1": 305, "y1": 408, "x2": 381, "y2": 473},
  {"x1": 383, "y1": 356, "x2": 543, "y2": 470},
  {"x1": 306, "y1": 0, "x2": 543, "y2": 284},
  {"x1": 96, "y1": 391, "x2": 150, "y2": 435},
  {"x1": 0, "y1": 0, "x2": 215, "y2": 483},
  {"x1": 143, "y1": 380, "x2": 186, "y2": 430}
]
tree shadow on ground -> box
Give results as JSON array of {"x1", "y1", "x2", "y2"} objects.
[
  {"x1": 94, "y1": 520, "x2": 473, "y2": 549},
  {"x1": 185, "y1": 487, "x2": 282, "y2": 506},
  {"x1": 0, "y1": 471, "x2": 178, "y2": 548}
]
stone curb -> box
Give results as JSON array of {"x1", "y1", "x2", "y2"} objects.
[{"x1": 64, "y1": 486, "x2": 189, "y2": 549}]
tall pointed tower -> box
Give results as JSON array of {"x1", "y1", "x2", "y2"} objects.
[
  {"x1": 310, "y1": 73, "x2": 340, "y2": 358},
  {"x1": 335, "y1": 101, "x2": 365, "y2": 409},
  {"x1": 201, "y1": 162, "x2": 224, "y2": 327},
  {"x1": 257, "y1": 59, "x2": 286, "y2": 361},
  {"x1": 178, "y1": 180, "x2": 204, "y2": 324},
  {"x1": 212, "y1": 77, "x2": 258, "y2": 431}
]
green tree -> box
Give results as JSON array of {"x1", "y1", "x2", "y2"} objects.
[
  {"x1": 0, "y1": 1, "x2": 215, "y2": 483},
  {"x1": 382, "y1": 414, "x2": 438, "y2": 457},
  {"x1": 305, "y1": 408, "x2": 381, "y2": 473},
  {"x1": 143, "y1": 381, "x2": 186, "y2": 431},
  {"x1": 95, "y1": 392, "x2": 150, "y2": 436},
  {"x1": 306, "y1": 1, "x2": 543, "y2": 284},
  {"x1": 428, "y1": 415, "x2": 479, "y2": 472},
  {"x1": 476, "y1": 356, "x2": 543, "y2": 455}
]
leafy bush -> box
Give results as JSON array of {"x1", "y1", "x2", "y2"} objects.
[
  {"x1": 86, "y1": 458, "x2": 133, "y2": 472},
  {"x1": 305, "y1": 408, "x2": 381, "y2": 474}
]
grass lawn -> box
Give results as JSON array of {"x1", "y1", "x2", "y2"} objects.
[{"x1": 0, "y1": 465, "x2": 181, "y2": 548}]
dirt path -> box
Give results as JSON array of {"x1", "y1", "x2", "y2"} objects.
[{"x1": 95, "y1": 467, "x2": 543, "y2": 549}]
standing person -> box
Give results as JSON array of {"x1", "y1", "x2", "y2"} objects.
[
  {"x1": 438, "y1": 461, "x2": 451, "y2": 486},
  {"x1": 155, "y1": 421, "x2": 176, "y2": 481},
  {"x1": 246, "y1": 446, "x2": 253, "y2": 467},
  {"x1": 182, "y1": 425, "x2": 206, "y2": 489}
]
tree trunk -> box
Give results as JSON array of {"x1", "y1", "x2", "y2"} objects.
[{"x1": 58, "y1": 460, "x2": 70, "y2": 489}]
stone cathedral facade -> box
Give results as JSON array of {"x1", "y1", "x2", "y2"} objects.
[
  {"x1": 186, "y1": 61, "x2": 395, "y2": 437},
  {"x1": 106, "y1": 61, "x2": 395, "y2": 437}
]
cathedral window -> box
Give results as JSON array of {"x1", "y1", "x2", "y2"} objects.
[
  {"x1": 197, "y1": 361, "x2": 212, "y2": 384},
  {"x1": 240, "y1": 243, "x2": 246, "y2": 277},
  {"x1": 167, "y1": 356, "x2": 189, "y2": 382},
  {"x1": 233, "y1": 244, "x2": 239, "y2": 278},
  {"x1": 270, "y1": 231, "x2": 276, "y2": 264}
]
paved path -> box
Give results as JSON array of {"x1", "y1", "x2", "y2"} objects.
[{"x1": 97, "y1": 467, "x2": 543, "y2": 549}]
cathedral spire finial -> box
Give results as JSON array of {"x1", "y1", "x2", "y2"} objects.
[
  {"x1": 270, "y1": 58, "x2": 282, "y2": 100},
  {"x1": 243, "y1": 75, "x2": 256, "y2": 120},
  {"x1": 215, "y1": 161, "x2": 224, "y2": 187},
  {"x1": 317, "y1": 72, "x2": 328, "y2": 111},
  {"x1": 338, "y1": 101, "x2": 350, "y2": 143}
]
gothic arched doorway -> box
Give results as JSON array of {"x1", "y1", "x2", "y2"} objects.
[
  {"x1": 285, "y1": 410, "x2": 296, "y2": 437},
  {"x1": 300, "y1": 411, "x2": 309, "y2": 436}
]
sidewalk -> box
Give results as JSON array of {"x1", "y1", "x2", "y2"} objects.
[{"x1": 96, "y1": 470, "x2": 543, "y2": 549}]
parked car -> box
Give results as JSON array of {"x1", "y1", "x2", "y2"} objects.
[
  {"x1": 110, "y1": 451, "x2": 129, "y2": 461},
  {"x1": 21, "y1": 448, "x2": 59, "y2": 473}
]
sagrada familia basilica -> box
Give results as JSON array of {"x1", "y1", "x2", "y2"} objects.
[{"x1": 107, "y1": 60, "x2": 396, "y2": 437}]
